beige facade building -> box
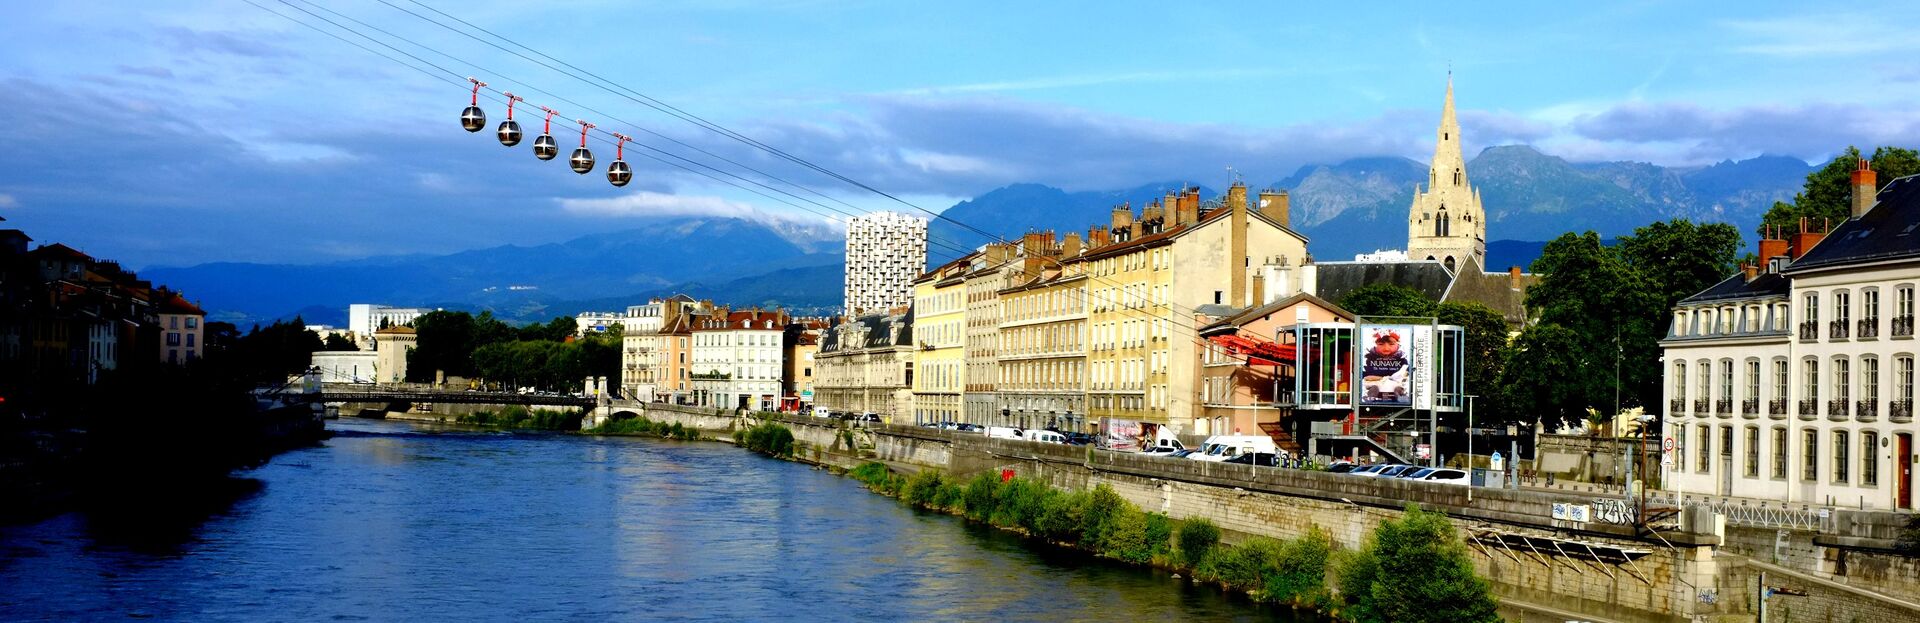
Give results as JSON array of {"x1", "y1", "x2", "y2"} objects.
[
  {"x1": 912, "y1": 254, "x2": 973, "y2": 424},
  {"x1": 844, "y1": 211, "x2": 927, "y2": 315},
  {"x1": 815, "y1": 309, "x2": 915, "y2": 420},
  {"x1": 621, "y1": 295, "x2": 707, "y2": 402},
  {"x1": 690, "y1": 309, "x2": 788, "y2": 411},
  {"x1": 157, "y1": 292, "x2": 205, "y2": 365},
  {"x1": 996, "y1": 237, "x2": 1088, "y2": 430},
  {"x1": 373, "y1": 325, "x2": 415, "y2": 383},
  {"x1": 1405, "y1": 76, "x2": 1486, "y2": 273},
  {"x1": 963, "y1": 243, "x2": 1022, "y2": 423},
  {"x1": 1663, "y1": 165, "x2": 1920, "y2": 511}
]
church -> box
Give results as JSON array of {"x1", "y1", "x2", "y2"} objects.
[{"x1": 1298, "y1": 76, "x2": 1536, "y2": 328}]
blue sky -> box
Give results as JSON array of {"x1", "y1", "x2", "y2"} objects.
[{"x1": 4, "y1": 1, "x2": 1919, "y2": 268}]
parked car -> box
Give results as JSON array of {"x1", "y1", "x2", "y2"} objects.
[
  {"x1": 1375, "y1": 464, "x2": 1419, "y2": 478},
  {"x1": 1326, "y1": 462, "x2": 1358, "y2": 474},
  {"x1": 857, "y1": 413, "x2": 881, "y2": 423},
  {"x1": 814, "y1": 408, "x2": 833, "y2": 419},
  {"x1": 1189, "y1": 435, "x2": 1279, "y2": 463},
  {"x1": 954, "y1": 423, "x2": 984, "y2": 433},
  {"x1": 1418, "y1": 469, "x2": 1470, "y2": 486},
  {"x1": 1223, "y1": 452, "x2": 1281, "y2": 467},
  {"x1": 1166, "y1": 449, "x2": 1200, "y2": 459},
  {"x1": 1063, "y1": 432, "x2": 1098, "y2": 446},
  {"x1": 1023, "y1": 430, "x2": 1067, "y2": 444},
  {"x1": 985, "y1": 426, "x2": 1025, "y2": 440}
]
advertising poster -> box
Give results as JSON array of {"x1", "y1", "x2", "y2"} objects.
[
  {"x1": 1102, "y1": 417, "x2": 1143, "y2": 451},
  {"x1": 1359, "y1": 325, "x2": 1415, "y2": 406}
]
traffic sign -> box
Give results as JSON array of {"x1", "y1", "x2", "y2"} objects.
[{"x1": 1663, "y1": 436, "x2": 1675, "y2": 451}]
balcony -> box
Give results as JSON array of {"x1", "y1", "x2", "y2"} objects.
[
  {"x1": 1856, "y1": 400, "x2": 1878, "y2": 421},
  {"x1": 1858, "y1": 319, "x2": 1879, "y2": 339},
  {"x1": 1694, "y1": 399, "x2": 1710, "y2": 414},
  {"x1": 1895, "y1": 315, "x2": 1915, "y2": 338},
  {"x1": 1827, "y1": 398, "x2": 1851, "y2": 421},
  {"x1": 1893, "y1": 400, "x2": 1914, "y2": 423},
  {"x1": 1798, "y1": 399, "x2": 1818, "y2": 419},
  {"x1": 1768, "y1": 399, "x2": 1788, "y2": 419},
  {"x1": 1715, "y1": 399, "x2": 1733, "y2": 418},
  {"x1": 1669, "y1": 398, "x2": 1685, "y2": 416},
  {"x1": 1829, "y1": 320, "x2": 1850, "y2": 340},
  {"x1": 1741, "y1": 398, "x2": 1759, "y2": 418},
  {"x1": 1799, "y1": 321, "x2": 1819, "y2": 341}
]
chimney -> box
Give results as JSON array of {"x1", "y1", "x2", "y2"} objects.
[
  {"x1": 1110, "y1": 203, "x2": 1133, "y2": 232},
  {"x1": 1258, "y1": 189, "x2": 1291, "y2": 227},
  {"x1": 1789, "y1": 217, "x2": 1828, "y2": 260},
  {"x1": 1229, "y1": 184, "x2": 1248, "y2": 306},
  {"x1": 1226, "y1": 182, "x2": 1248, "y2": 211},
  {"x1": 1088, "y1": 225, "x2": 1109, "y2": 248},
  {"x1": 1062, "y1": 232, "x2": 1082, "y2": 257},
  {"x1": 1183, "y1": 186, "x2": 1202, "y2": 216},
  {"x1": 1173, "y1": 192, "x2": 1198, "y2": 226},
  {"x1": 1741, "y1": 262, "x2": 1759, "y2": 283},
  {"x1": 1851, "y1": 157, "x2": 1877, "y2": 219},
  {"x1": 1508, "y1": 266, "x2": 1522, "y2": 290},
  {"x1": 1142, "y1": 199, "x2": 1165, "y2": 224},
  {"x1": 1021, "y1": 231, "x2": 1045, "y2": 256},
  {"x1": 1757, "y1": 225, "x2": 1789, "y2": 263},
  {"x1": 1251, "y1": 273, "x2": 1265, "y2": 307}
]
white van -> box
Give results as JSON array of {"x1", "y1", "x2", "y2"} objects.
[
  {"x1": 1023, "y1": 430, "x2": 1067, "y2": 444},
  {"x1": 1188, "y1": 435, "x2": 1279, "y2": 462},
  {"x1": 1138, "y1": 437, "x2": 1186, "y2": 455},
  {"x1": 985, "y1": 426, "x2": 1025, "y2": 440}
]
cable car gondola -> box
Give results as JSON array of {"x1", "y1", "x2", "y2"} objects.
[
  {"x1": 569, "y1": 120, "x2": 595, "y2": 174},
  {"x1": 459, "y1": 77, "x2": 487, "y2": 132},
  {"x1": 497, "y1": 92, "x2": 523, "y2": 146},
  {"x1": 607, "y1": 133, "x2": 633, "y2": 187},
  {"x1": 533, "y1": 106, "x2": 560, "y2": 160}
]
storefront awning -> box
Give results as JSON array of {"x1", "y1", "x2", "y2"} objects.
[{"x1": 1207, "y1": 334, "x2": 1295, "y2": 366}]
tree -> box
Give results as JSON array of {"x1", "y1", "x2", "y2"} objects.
[
  {"x1": 1525, "y1": 231, "x2": 1667, "y2": 415},
  {"x1": 1760, "y1": 146, "x2": 1920, "y2": 236},
  {"x1": 1496, "y1": 324, "x2": 1601, "y2": 431},
  {"x1": 322, "y1": 333, "x2": 358, "y2": 351},
  {"x1": 1436, "y1": 301, "x2": 1513, "y2": 421},
  {"x1": 1614, "y1": 219, "x2": 1742, "y2": 310},
  {"x1": 1336, "y1": 505, "x2": 1500, "y2": 623},
  {"x1": 1339, "y1": 283, "x2": 1439, "y2": 318}
]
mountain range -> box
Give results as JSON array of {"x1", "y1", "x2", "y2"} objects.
[{"x1": 144, "y1": 146, "x2": 1814, "y2": 326}]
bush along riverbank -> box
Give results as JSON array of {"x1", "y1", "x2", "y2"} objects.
[
  {"x1": 585, "y1": 416, "x2": 700, "y2": 440},
  {"x1": 733, "y1": 422, "x2": 795, "y2": 457},
  {"x1": 454, "y1": 406, "x2": 583, "y2": 431},
  {"x1": 845, "y1": 463, "x2": 1502, "y2": 623}
]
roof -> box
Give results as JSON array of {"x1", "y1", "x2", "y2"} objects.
[
  {"x1": 1677, "y1": 271, "x2": 1791, "y2": 305},
  {"x1": 1312, "y1": 260, "x2": 1455, "y2": 304},
  {"x1": 1785, "y1": 174, "x2": 1920, "y2": 273},
  {"x1": 916, "y1": 251, "x2": 979, "y2": 283},
  {"x1": 31, "y1": 242, "x2": 90, "y2": 262},
  {"x1": 1199, "y1": 292, "x2": 1355, "y2": 336},
  {"x1": 0, "y1": 229, "x2": 30, "y2": 241},
  {"x1": 697, "y1": 309, "x2": 788, "y2": 330},
  {"x1": 1439, "y1": 256, "x2": 1538, "y2": 326},
  {"x1": 375, "y1": 325, "x2": 415, "y2": 334},
  {"x1": 158, "y1": 293, "x2": 205, "y2": 316}
]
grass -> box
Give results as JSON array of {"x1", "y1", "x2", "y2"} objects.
[
  {"x1": 587, "y1": 416, "x2": 699, "y2": 440},
  {"x1": 732, "y1": 422, "x2": 795, "y2": 457},
  {"x1": 456, "y1": 406, "x2": 582, "y2": 431}
]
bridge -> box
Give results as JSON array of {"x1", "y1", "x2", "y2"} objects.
[{"x1": 314, "y1": 385, "x2": 597, "y2": 408}]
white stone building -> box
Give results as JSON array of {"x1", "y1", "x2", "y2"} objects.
[
  {"x1": 1663, "y1": 164, "x2": 1920, "y2": 511},
  {"x1": 690, "y1": 309, "x2": 788, "y2": 411},
  {"x1": 575, "y1": 311, "x2": 621, "y2": 335},
  {"x1": 348, "y1": 304, "x2": 431, "y2": 340},
  {"x1": 844, "y1": 211, "x2": 927, "y2": 315}
]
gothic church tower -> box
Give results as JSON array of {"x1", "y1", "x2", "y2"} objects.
[{"x1": 1406, "y1": 75, "x2": 1485, "y2": 273}]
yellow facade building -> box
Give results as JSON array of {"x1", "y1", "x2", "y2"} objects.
[
  {"x1": 995, "y1": 233, "x2": 1088, "y2": 430},
  {"x1": 911, "y1": 253, "x2": 973, "y2": 424}
]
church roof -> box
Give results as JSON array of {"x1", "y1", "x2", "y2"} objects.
[
  {"x1": 1439, "y1": 256, "x2": 1538, "y2": 327},
  {"x1": 1312, "y1": 260, "x2": 1456, "y2": 305}
]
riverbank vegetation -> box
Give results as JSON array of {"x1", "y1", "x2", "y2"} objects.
[
  {"x1": 455, "y1": 406, "x2": 582, "y2": 431},
  {"x1": 587, "y1": 416, "x2": 699, "y2": 440},
  {"x1": 845, "y1": 462, "x2": 1500, "y2": 623},
  {"x1": 733, "y1": 422, "x2": 794, "y2": 457},
  {"x1": 404, "y1": 311, "x2": 622, "y2": 395}
]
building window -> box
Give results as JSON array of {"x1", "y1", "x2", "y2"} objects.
[
  {"x1": 1863, "y1": 431, "x2": 1880, "y2": 487},
  {"x1": 1834, "y1": 357, "x2": 1851, "y2": 405},
  {"x1": 1673, "y1": 361, "x2": 1688, "y2": 409},
  {"x1": 1772, "y1": 427, "x2": 1788, "y2": 479},
  {"x1": 166, "y1": 332, "x2": 181, "y2": 346},
  {"x1": 1697, "y1": 423, "x2": 1712, "y2": 472},
  {"x1": 1720, "y1": 359, "x2": 1734, "y2": 407},
  {"x1": 1803, "y1": 429, "x2": 1819, "y2": 482},
  {"x1": 1803, "y1": 358, "x2": 1820, "y2": 405},
  {"x1": 1745, "y1": 426, "x2": 1760, "y2": 478},
  {"x1": 186, "y1": 317, "x2": 198, "y2": 329},
  {"x1": 1900, "y1": 356, "x2": 1916, "y2": 406},
  {"x1": 1745, "y1": 359, "x2": 1760, "y2": 404},
  {"x1": 1676, "y1": 424, "x2": 1688, "y2": 470},
  {"x1": 1833, "y1": 430, "x2": 1850, "y2": 483},
  {"x1": 186, "y1": 334, "x2": 196, "y2": 347},
  {"x1": 1773, "y1": 358, "x2": 1789, "y2": 404}
]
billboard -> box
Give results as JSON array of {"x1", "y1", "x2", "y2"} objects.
[{"x1": 1359, "y1": 325, "x2": 1415, "y2": 406}]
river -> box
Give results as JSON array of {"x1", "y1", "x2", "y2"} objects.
[{"x1": 1, "y1": 418, "x2": 1313, "y2": 622}]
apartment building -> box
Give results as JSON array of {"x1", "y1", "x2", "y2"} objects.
[
  {"x1": 157, "y1": 292, "x2": 205, "y2": 365},
  {"x1": 963, "y1": 243, "x2": 1021, "y2": 423},
  {"x1": 348, "y1": 304, "x2": 431, "y2": 340},
  {"x1": 1081, "y1": 183, "x2": 1309, "y2": 433},
  {"x1": 690, "y1": 308, "x2": 788, "y2": 411},
  {"x1": 996, "y1": 237, "x2": 1088, "y2": 430},
  {"x1": 620, "y1": 295, "x2": 707, "y2": 402},
  {"x1": 912, "y1": 253, "x2": 974, "y2": 424},
  {"x1": 844, "y1": 211, "x2": 927, "y2": 315},
  {"x1": 1663, "y1": 164, "x2": 1920, "y2": 511}
]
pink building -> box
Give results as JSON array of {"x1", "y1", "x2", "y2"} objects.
[{"x1": 157, "y1": 292, "x2": 205, "y2": 364}]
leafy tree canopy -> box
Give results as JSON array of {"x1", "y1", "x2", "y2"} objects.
[
  {"x1": 1760, "y1": 146, "x2": 1920, "y2": 236},
  {"x1": 1338, "y1": 283, "x2": 1438, "y2": 318}
]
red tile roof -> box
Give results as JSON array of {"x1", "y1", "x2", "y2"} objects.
[{"x1": 158, "y1": 293, "x2": 205, "y2": 316}]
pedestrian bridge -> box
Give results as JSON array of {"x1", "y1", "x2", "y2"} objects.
[{"x1": 315, "y1": 385, "x2": 596, "y2": 409}]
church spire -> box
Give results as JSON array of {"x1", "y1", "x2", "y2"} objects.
[{"x1": 1432, "y1": 72, "x2": 1465, "y2": 187}]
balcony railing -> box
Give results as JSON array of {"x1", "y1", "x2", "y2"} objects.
[
  {"x1": 1829, "y1": 319, "x2": 1850, "y2": 339},
  {"x1": 1827, "y1": 398, "x2": 1851, "y2": 420},
  {"x1": 1695, "y1": 399, "x2": 1711, "y2": 413},
  {"x1": 1858, "y1": 319, "x2": 1879, "y2": 339},
  {"x1": 1893, "y1": 400, "x2": 1915, "y2": 423},
  {"x1": 1894, "y1": 315, "x2": 1915, "y2": 337},
  {"x1": 1670, "y1": 398, "x2": 1686, "y2": 416},
  {"x1": 1768, "y1": 399, "x2": 1788, "y2": 418},
  {"x1": 1799, "y1": 321, "x2": 1819, "y2": 340},
  {"x1": 1715, "y1": 399, "x2": 1733, "y2": 417},
  {"x1": 1856, "y1": 400, "x2": 1877, "y2": 420},
  {"x1": 1798, "y1": 399, "x2": 1818, "y2": 418},
  {"x1": 1742, "y1": 398, "x2": 1759, "y2": 417}
]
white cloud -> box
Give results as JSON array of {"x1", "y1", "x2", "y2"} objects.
[
  {"x1": 1722, "y1": 14, "x2": 1919, "y2": 57},
  {"x1": 557, "y1": 191, "x2": 767, "y2": 220},
  {"x1": 0, "y1": 194, "x2": 17, "y2": 208}
]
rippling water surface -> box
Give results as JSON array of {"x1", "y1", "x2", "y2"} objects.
[{"x1": 0, "y1": 418, "x2": 1311, "y2": 622}]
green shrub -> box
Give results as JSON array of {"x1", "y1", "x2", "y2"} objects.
[
  {"x1": 961, "y1": 472, "x2": 1001, "y2": 520},
  {"x1": 1143, "y1": 513, "x2": 1174, "y2": 563},
  {"x1": 849, "y1": 462, "x2": 892, "y2": 488},
  {"x1": 1079, "y1": 485, "x2": 1128, "y2": 549},
  {"x1": 901, "y1": 469, "x2": 949, "y2": 508},
  {"x1": 733, "y1": 422, "x2": 795, "y2": 457},
  {"x1": 458, "y1": 406, "x2": 582, "y2": 430},
  {"x1": 1101, "y1": 508, "x2": 1154, "y2": 563},
  {"x1": 1032, "y1": 490, "x2": 1087, "y2": 544},
  {"x1": 1210, "y1": 537, "x2": 1286, "y2": 591},
  {"x1": 1333, "y1": 546, "x2": 1379, "y2": 620},
  {"x1": 990, "y1": 478, "x2": 1053, "y2": 531},
  {"x1": 1266, "y1": 527, "x2": 1334, "y2": 607},
  {"x1": 1340, "y1": 505, "x2": 1500, "y2": 623},
  {"x1": 1177, "y1": 518, "x2": 1222, "y2": 568}
]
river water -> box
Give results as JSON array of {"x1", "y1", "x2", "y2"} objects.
[{"x1": 1, "y1": 418, "x2": 1311, "y2": 622}]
